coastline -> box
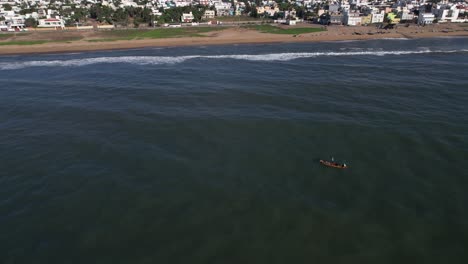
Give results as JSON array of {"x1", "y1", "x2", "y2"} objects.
[{"x1": 1, "y1": 24, "x2": 467, "y2": 56}]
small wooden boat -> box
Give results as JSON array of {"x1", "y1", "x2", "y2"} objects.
[{"x1": 320, "y1": 159, "x2": 348, "y2": 169}]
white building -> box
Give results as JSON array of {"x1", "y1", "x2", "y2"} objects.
[
  {"x1": 371, "y1": 12, "x2": 385, "y2": 23},
  {"x1": 434, "y1": 6, "x2": 460, "y2": 23},
  {"x1": 181, "y1": 12, "x2": 194, "y2": 23},
  {"x1": 400, "y1": 10, "x2": 415, "y2": 21},
  {"x1": 215, "y1": 2, "x2": 232, "y2": 16},
  {"x1": 203, "y1": 10, "x2": 215, "y2": 19},
  {"x1": 418, "y1": 12, "x2": 435, "y2": 25},
  {"x1": 347, "y1": 16, "x2": 362, "y2": 26},
  {"x1": 174, "y1": 0, "x2": 191, "y2": 7},
  {"x1": 340, "y1": 4, "x2": 350, "y2": 12},
  {"x1": 151, "y1": 8, "x2": 163, "y2": 16},
  {"x1": 38, "y1": 18, "x2": 65, "y2": 29},
  {"x1": 196, "y1": 0, "x2": 210, "y2": 5},
  {"x1": 344, "y1": 11, "x2": 362, "y2": 26},
  {"x1": 354, "y1": 0, "x2": 368, "y2": 7},
  {"x1": 0, "y1": 22, "x2": 8, "y2": 32}
]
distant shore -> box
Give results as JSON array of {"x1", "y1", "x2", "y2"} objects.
[{"x1": 1, "y1": 23, "x2": 467, "y2": 55}]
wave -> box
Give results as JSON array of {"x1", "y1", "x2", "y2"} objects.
[
  {"x1": 379, "y1": 38, "x2": 410, "y2": 40},
  {"x1": 1, "y1": 49, "x2": 467, "y2": 70}
]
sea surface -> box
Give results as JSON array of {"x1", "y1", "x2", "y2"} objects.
[{"x1": 1, "y1": 37, "x2": 468, "y2": 263}]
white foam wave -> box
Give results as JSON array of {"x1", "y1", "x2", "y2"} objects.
[
  {"x1": 379, "y1": 38, "x2": 410, "y2": 40},
  {"x1": 1, "y1": 49, "x2": 466, "y2": 70}
]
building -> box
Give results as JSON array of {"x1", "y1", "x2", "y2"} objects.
[
  {"x1": 344, "y1": 11, "x2": 361, "y2": 26},
  {"x1": 181, "y1": 12, "x2": 194, "y2": 23},
  {"x1": 371, "y1": 12, "x2": 385, "y2": 24},
  {"x1": 216, "y1": 8, "x2": 231, "y2": 16},
  {"x1": 256, "y1": 5, "x2": 279, "y2": 17},
  {"x1": 203, "y1": 10, "x2": 215, "y2": 20},
  {"x1": 0, "y1": 22, "x2": 8, "y2": 32},
  {"x1": 434, "y1": 6, "x2": 460, "y2": 23},
  {"x1": 329, "y1": 4, "x2": 340, "y2": 13},
  {"x1": 361, "y1": 14, "x2": 372, "y2": 25},
  {"x1": 418, "y1": 12, "x2": 435, "y2": 25},
  {"x1": 196, "y1": 0, "x2": 210, "y2": 5},
  {"x1": 215, "y1": 2, "x2": 232, "y2": 16},
  {"x1": 0, "y1": 20, "x2": 27, "y2": 32},
  {"x1": 399, "y1": 10, "x2": 415, "y2": 21},
  {"x1": 386, "y1": 12, "x2": 400, "y2": 24},
  {"x1": 174, "y1": 0, "x2": 191, "y2": 7},
  {"x1": 330, "y1": 13, "x2": 344, "y2": 25},
  {"x1": 38, "y1": 18, "x2": 65, "y2": 29}
]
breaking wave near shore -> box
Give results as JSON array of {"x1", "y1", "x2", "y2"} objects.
[{"x1": 1, "y1": 49, "x2": 467, "y2": 70}]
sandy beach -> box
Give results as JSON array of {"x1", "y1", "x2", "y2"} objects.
[{"x1": 1, "y1": 23, "x2": 467, "y2": 55}]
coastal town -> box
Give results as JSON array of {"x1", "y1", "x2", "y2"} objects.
[{"x1": 0, "y1": 0, "x2": 467, "y2": 32}]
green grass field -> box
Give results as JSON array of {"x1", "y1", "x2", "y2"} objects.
[
  {"x1": 0, "y1": 32, "x2": 31, "y2": 39},
  {"x1": 0, "y1": 34, "x2": 13, "y2": 39},
  {"x1": 0, "y1": 40, "x2": 48, "y2": 46},
  {"x1": 244, "y1": 24, "x2": 326, "y2": 34},
  {"x1": 0, "y1": 36, "x2": 82, "y2": 46},
  {"x1": 91, "y1": 27, "x2": 226, "y2": 42}
]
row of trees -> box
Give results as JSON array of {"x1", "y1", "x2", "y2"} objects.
[{"x1": 65, "y1": 4, "x2": 213, "y2": 27}]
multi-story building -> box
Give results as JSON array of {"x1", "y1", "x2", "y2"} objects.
[
  {"x1": 418, "y1": 12, "x2": 435, "y2": 25},
  {"x1": 181, "y1": 12, "x2": 194, "y2": 23},
  {"x1": 344, "y1": 11, "x2": 362, "y2": 25},
  {"x1": 371, "y1": 11, "x2": 385, "y2": 23},
  {"x1": 38, "y1": 18, "x2": 65, "y2": 29},
  {"x1": 203, "y1": 10, "x2": 215, "y2": 19}
]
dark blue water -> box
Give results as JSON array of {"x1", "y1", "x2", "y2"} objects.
[{"x1": 1, "y1": 37, "x2": 468, "y2": 263}]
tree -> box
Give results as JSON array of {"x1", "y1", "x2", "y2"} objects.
[
  {"x1": 112, "y1": 8, "x2": 128, "y2": 25},
  {"x1": 191, "y1": 5, "x2": 207, "y2": 22},
  {"x1": 250, "y1": 6, "x2": 258, "y2": 18},
  {"x1": 2, "y1": 4, "x2": 12, "y2": 11},
  {"x1": 69, "y1": 8, "x2": 88, "y2": 24},
  {"x1": 279, "y1": 3, "x2": 293, "y2": 11},
  {"x1": 133, "y1": 7, "x2": 153, "y2": 26},
  {"x1": 89, "y1": 4, "x2": 113, "y2": 24},
  {"x1": 20, "y1": 8, "x2": 39, "y2": 15},
  {"x1": 294, "y1": 6, "x2": 306, "y2": 19},
  {"x1": 244, "y1": 3, "x2": 252, "y2": 15},
  {"x1": 24, "y1": 17, "x2": 38, "y2": 28},
  {"x1": 428, "y1": 0, "x2": 442, "y2": 5}
]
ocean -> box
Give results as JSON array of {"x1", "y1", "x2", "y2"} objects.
[{"x1": 1, "y1": 37, "x2": 467, "y2": 263}]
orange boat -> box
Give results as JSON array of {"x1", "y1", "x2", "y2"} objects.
[{"x1": 320, "y1": 159, "x2": 348, "y2": 169}]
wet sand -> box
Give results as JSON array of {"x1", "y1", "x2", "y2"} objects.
[{"x1": 0, "y1": 23, "x2": 467, "y2": 55}]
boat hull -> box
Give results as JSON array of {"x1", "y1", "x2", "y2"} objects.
[{"x1": 320, "y1": 160, "x2": 347, "y2": 169}]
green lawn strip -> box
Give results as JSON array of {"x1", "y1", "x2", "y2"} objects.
[
  {"x1": 99, "y1": 29, "x2": 144, "y2": 39},
  {"x1": 0, "y1": 40, "x2": 48, "y2": 46},
  {"x1": 137, "y1": 27, "x2": 224, "y2": 38},
  {"x1": 90, "y1": 27, "x2": 225, "y2": 41},
  {"x1": 0, "y1": 32, "x2": 31, "y2": 39},
  {"x1": 0, "y1": 34, "x2": 14, "y2": 39},
  {"x1": 0, "y1": 37, "x2": 83, "y2": 46},
  {"x1": 244, "y1": 24, "x2": 325, "y2": 34}
]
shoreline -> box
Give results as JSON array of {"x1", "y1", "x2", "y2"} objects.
[{"x1": 1, "y1": 24, "x2": 467, "y2": 56}]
